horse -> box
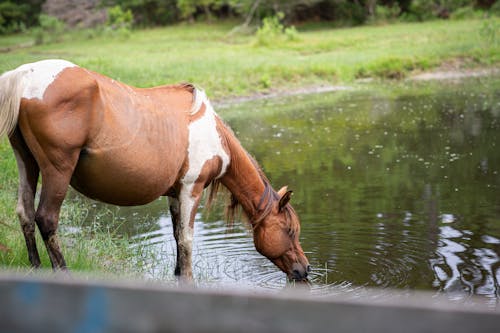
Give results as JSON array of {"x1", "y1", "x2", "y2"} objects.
[{"x1": 0, "y1": 59, "x2": 310, "y2": 281}]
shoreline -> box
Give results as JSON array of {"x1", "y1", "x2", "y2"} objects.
[{"x1": 214, "y1": 66, "x2": 500, "y2": 107}]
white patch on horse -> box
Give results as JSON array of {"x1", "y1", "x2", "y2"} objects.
[
  {"x1": 16, "y1": 59, "x2": 76, "y2": 100},
  {"x1": 182, "y1": 89, "x2": 230, "y2": 187},
  {"x1": 175, "y1": 89, "x2": 229, "y2": 271},
  {"x1": 178, "y1": 186, "x2": 195, "y2": 242}
]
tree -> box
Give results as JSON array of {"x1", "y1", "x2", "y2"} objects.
[{"x1": 0, "y1": 0, "x2": 44, "y2": 33}]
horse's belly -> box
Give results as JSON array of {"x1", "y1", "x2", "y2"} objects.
[{"x1": 70, "y1": 148, "x2": 181, "y2": 206}]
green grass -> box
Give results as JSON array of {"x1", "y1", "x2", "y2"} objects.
[
  {"x1": 0, "y1": 19, "x2": 498, "y2": 100},
  {"x1": 0, "y1": 18, "x2": 498, "y2": 275}
]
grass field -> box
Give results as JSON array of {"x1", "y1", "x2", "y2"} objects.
[
  {"x1": 0, "y1": 19, "x2": 498, "y2": 100},
  {"x1": 0, "y1": 18, "x2": 498, "y2": 275}
]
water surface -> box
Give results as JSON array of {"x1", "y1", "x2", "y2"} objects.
[{"x1": 72, "y1": 76, "x2": 500, "y2": 303}]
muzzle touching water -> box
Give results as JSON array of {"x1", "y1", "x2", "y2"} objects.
[{"x1": 291, "y1": 262, "x2": 312, "y2": 281}]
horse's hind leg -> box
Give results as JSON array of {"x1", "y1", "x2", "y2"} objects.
[
  {"x1": 29, "y1": 145, "x2": 80, "y2": 270},
  {"x1": 35, "y1": 166, "x2": 75, "y2": 269},
  {"x1": 9, "y1": 128, "x2": 41, "y2": 267}
]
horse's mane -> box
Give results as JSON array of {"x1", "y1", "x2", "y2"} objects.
[
  {"x1": 200, "y1": 101, "x2": 299, "y2": 236},
  {"x1": 206, "y1": 150, "x2": 299, "y2": 237}
]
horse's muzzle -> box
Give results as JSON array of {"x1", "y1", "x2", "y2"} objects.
[{"x1": 291, "y1": 263, "x2": 311, "y2": 281}]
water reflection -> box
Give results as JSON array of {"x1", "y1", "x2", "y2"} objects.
[
  {"x1": 430, "y1": 222, "x2": 500, "y2": 306},
  {"x1": 69, "y1": 76, "x2": 500, "y2": 303}
]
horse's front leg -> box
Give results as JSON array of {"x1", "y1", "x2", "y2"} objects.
[{"x1": 170, "y1": 186, "x2": 202, "y2": 281}]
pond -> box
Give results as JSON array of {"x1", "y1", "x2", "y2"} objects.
[{"x1": 72, "y1": 75, "x2": 500, "y2": 304}]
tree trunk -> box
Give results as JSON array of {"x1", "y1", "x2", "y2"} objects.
[
  {"x1": 367, "y1": 0, "x2": 377, "y2": 18},
  {"x1": 227, "y1": 0, "x2": 261, "y2": 36},
  {"x1": 203, "y1": 4, "x2": 212, "y2": 23}
]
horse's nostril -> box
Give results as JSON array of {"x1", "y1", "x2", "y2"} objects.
[
  {"x1": 292, "y1": 263, "x2": 309, "y2": 280},
  {"x1": 293, "y1": 267, "x2": 308, "y2": 279},
  {"x1": 306, "y1": 265, "x2": 312, "y2": 273}
]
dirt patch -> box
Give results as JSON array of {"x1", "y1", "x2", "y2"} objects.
[
  {"x1": 411, "y1": 67, "x2": 500, "y2": 81},
  {"x1": 0, "y1": 243, "x2": 10, "y2": 253}
]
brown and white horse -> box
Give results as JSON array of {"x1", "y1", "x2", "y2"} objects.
[{"x1": 0, "y1": 59, "x2": 310, "y2": 281}]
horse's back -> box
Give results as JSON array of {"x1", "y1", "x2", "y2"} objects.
[
  {"x1": 71, "y1": 71, "x2": 194, "y2": 205},
  {"x1": 15, "y1": 60, "x2": 193, "y2": 206}
]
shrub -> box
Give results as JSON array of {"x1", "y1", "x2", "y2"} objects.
[
  {"x1": 105, "y1": 5, "x2": 134, "y2": 39},
  {"x1": 450, "y1": 6, "x2": 484, "y2": 20},
  {"x1": 32, "y1": 14, "x2": 65, "y2": 45},
  {"x1": 491, "y1": 1, "x2": 500, "y2": 17},
  {"x1": 0, "y1": 1, "x2": 29, "y2": 34},
  {"x1": 374, "y1": 4, "x2": 401, "y2": 22},
  {"x1": 255, "y1": 12, "x2": 299, "y2": 46},
  {"x1": 107, "y1": 5, "x2": 133, "y2": 29}
]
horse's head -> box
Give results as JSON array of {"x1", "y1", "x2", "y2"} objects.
[{"x1": 252, "y1": 186, "x2": 311, "y2": 281}]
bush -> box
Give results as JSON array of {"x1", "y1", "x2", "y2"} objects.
[
  {"x1": 107, "y1": 5, "x2": 133, "y2": 29},
  {"x1": 491, "y1": 1, "x2": 500, "y2": 17},
  {"x1": 406, "y1": 0, "x2": 437, "y2": 21},
  {"x1": 450, "y1": 6, "x2": 484, "y2": 20},
  {"x1": 32, "y1": 14, "x2": 65, "y2": 45},
  {"x1": 104, "y1": 0, "x2": 178, "y2": 26},
  {"x1": 255, "y1": 12, "x2": 299, "y2": 46},
  {"x1": 0, "y1": 1, "x2": 28, "y2": 34},
  {"x1": 105, "y1": 5, "x2": 134, "y2": 39},
  {"x1": 371, "y1": 4, "x2": 401, "y2": 24}
]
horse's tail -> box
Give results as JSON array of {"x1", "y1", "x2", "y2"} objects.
[{"x1": 0, "y1": 68, "x2": 25, "y2": 138}]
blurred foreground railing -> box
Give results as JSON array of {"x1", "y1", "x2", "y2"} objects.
[{"x1": 0, "y1": 273, "x2": 499, "y2": 333}]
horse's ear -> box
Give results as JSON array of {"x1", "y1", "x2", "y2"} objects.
[
  {"x1": 277, "y1": 186, "x2": 288, "y2": 197},
  {"x1": 278, "y1": 189, "x2": 293, "y2": 212}
]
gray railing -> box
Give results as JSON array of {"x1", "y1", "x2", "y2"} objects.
[{"x1": 0, "y1": 273, "x2": 498, "y2": 333}]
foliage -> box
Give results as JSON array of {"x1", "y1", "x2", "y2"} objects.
[
  {"x1": 450, "y1": 6, "x2": 484, "y2": 20},
  {"x1": 0, "y1": 1, "x2": 28, "y2": 34},
  {"x1": 373, "y1": 4, "x2": 401, "y2": 23},
  {"x1": 491, "y1": 1, "x2": 500, "y2": 16},
  {"x1": 402, "y1": 0, "x2": 486, "y2": 21},
  {"x1": 102, "y1": 0, "x2": 179, "y2": 26},
  {"x1": 105, "y1": 5, "x2": 134, "y2": 38},
  {"x1": 177, "y1": 0, "x2": 216, "y2": 20},
  {"x1": 107, "y1": 5, "x2": 134, "y2": 29},
  {"x1": 1, "y1": 0, "x2": 499, "y2": 33},
  {"x1": 255, "y1": 12, "x2": 299, "y2": 47},
  {"x1": 0, "y1": 0, "x2": 43, "y2": 35},
  {"x1": 32, "y1": 14, "x2": 65, "y2": 45}
]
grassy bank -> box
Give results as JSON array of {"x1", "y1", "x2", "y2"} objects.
[
  {"x1": 0, "y1": 18, "x2": 498, "y2": 275},
  {"x1": 0, "y1": 19, "x2": 498, "y2": 100}
]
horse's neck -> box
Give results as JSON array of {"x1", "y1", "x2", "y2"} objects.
[{"x1": 219, "y1": 128, "x2": 266, "y2": 217}]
